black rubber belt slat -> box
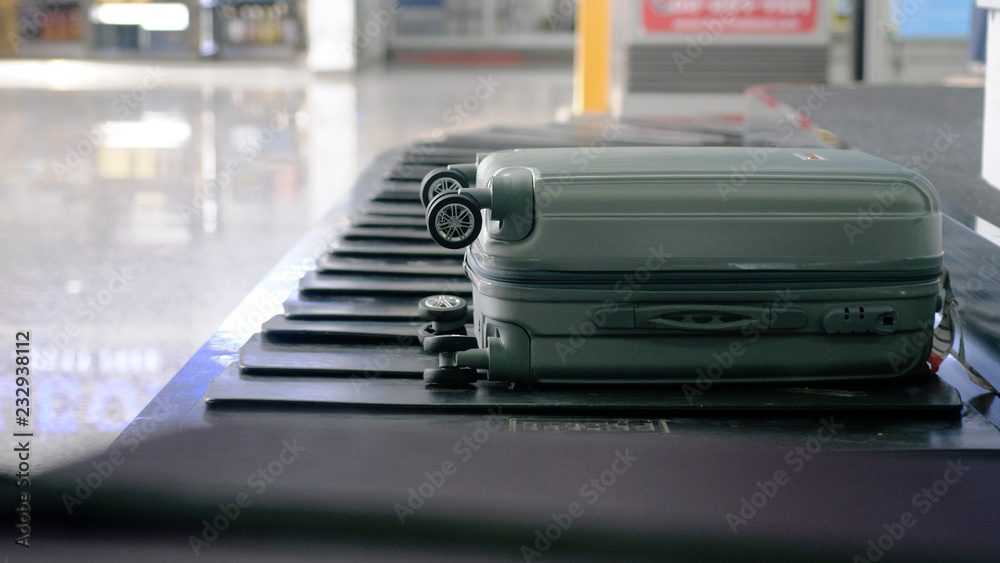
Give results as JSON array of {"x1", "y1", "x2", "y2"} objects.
[
  {"x1": 436, "y1": 130, "x2": 686, "y2": 149},
  {"x1": 239, "y1": 334, "x2": 433, "y2": 377},
  {"x1": 341, "y1": 227, "x2": 431, "y2": 242},
  {"x1": 385, "y1": 164, "x2": 437, "y2": 182},
  {"x1": 617, "y1": 116, "x2": 743, "y2": 140},
  {"x1": 329, "y1": 241, "x2": 464, "y2": 258},
  {"x1": 316, "y1": 255, "x2": 464, "y2": 277},
  {"x1": 356, "y1": 201, "x2": 425, "y2": 217},
  {"x1": 372, "y1": 191, "x2": 420, "y2": 203},
  {"x1": 371, "y1": 181, "x2": 421, "y2": 202},
  {"x1": 350, "y1": 215, "x2": 427, "y2": 229},
  {"x1": 282, "y1": 295, "x2": 471, "y2": 321},
  {"x1": 399, "y1": 146, "x2": 480, "y2": 158},
  {"x1": 424, "y1": 136, "x2": 589, "y2": 150},
  {"x1": 374, "y1": 180, "x2": 420, "y2": 193},
  {"x1": 262, "y1": 315, "x2": 432, "y2": 343},
  {"x1": 397, "y1": 154, "x2": 476, "y2": 167},
  {"x1": 299, "y1": 271, "x2": 472, "y2": 296},
  {"x1": 511, "y1": 123, "x2": 734, "y2": 147}
]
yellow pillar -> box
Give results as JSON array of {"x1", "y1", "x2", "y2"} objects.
[
  {"x1": 573, "y1": 0, "x2": 611, "y2": 115},
  {"x1": 0, "y1": 0, "x2": 19, "y2": 56}
]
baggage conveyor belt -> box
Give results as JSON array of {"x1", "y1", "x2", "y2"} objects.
[
  {"x1": 210, "y1": 129, "x2": 973, "y2": 417},
  {"x1": 182, "y1": 119, "x2": 999, "y2": 439},
  {"x1": 21, "y1": 113, "x2": 1000, "y2": 563}
]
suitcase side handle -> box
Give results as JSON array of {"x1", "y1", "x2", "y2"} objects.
[{"x1": 634, "y1": 305, "x2": 779, "y2": 333}]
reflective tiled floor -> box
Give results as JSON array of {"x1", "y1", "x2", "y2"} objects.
[{"x1": 0, "y1": 62, "x2": 582, "y2": 472}]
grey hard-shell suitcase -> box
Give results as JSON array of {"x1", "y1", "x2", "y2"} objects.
[{"x1": 419, "y1": 147, "x2": 943, "y2": 387}]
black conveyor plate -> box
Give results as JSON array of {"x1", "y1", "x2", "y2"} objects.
[
  {"x1": 282, "y1": 294, "x2": 457, "y2": 321},
  {"x1": 239, "y1": 334, "x2": 435, "y2": 376},
  {"x1": 329, "y1": 240, "x2": 464, "y2": 258},
  {"x1": 298, "y1": 271, "x2": 471, "y2": 296},
  {"x1": 316, "y1": 255, "x2": 464, "y2": 277},
  {"x1": 209, "y1": 362, "x2": 962, "y2": 415}
]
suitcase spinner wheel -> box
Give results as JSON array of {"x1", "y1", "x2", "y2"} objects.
[
  {"x1": 426, "y1": 193, "x2": 483, "y2": 249},
  {"x1": 420, "y1": 168, "x2": 470, "y2": 207},
  {"x1": 422, "y1": 335, "x2": 479, "y2": 386},
  {"x1": 416, "y1": 294, "x2": 470, "y2": 344}
]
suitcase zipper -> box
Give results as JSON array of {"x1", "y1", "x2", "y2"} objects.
[{"x1": 465, "y1": 252, "x2": 941, "y2": 289}]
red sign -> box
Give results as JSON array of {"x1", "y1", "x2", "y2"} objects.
[{"x1": 643, "y1": 0, "x2": 818, "y2": 34}]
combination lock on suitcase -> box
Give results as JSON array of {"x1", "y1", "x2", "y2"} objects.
[{"x1": 419, "y1": 147, "x2": 943, "y2": 387}]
